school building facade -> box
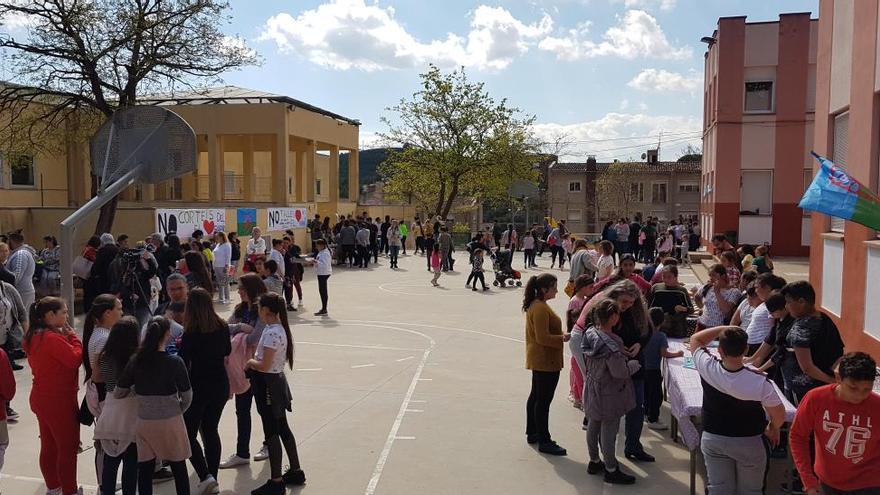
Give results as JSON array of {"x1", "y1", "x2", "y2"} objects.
[
  {"x1": 810, "y1": 0, "x2": 880, "y2": 358},
  {"x1": 700, "y1": 13, "x2": 817, "y2": 256},
  {"x1": 0, "y1": 85, "x2": 361, "y2": 248}
]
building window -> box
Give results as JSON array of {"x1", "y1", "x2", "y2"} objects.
[
  {"x1": 288, "y1": 177, "x2": 293, "y2": 195},
  {"x1": 6, "y1": 154, "x2": 35, "y2": 187},
  {"x1": 678, "y1": 182, "x2": 699, "y2": 193},
  {"x1": 651, "y1": 182, "x2": 667, "y2": 204},
  {"x1": 744, "y1": 81, "x2": 773, "y2": 112},
  {"x1": 630, "y1": 182, "x2": 644, "y2": 202},
  {"x1": 169, "y1": 177, "x2": 183, "y2": 200},
  {"x1": 830, "y1": 112, "x2": 848, "y2": 232},
  {"x1": 316, "y1": 179, "x2": 322, "y2": 195},
  {"x1": 740, "y1": 170, "x2": 772, "y2": 215},
  {"x1": 567, "y1": 209, "x2": 583, "y2": 222},
  {"x1": 568, "y1": 181, "x2": 581, "y2": 192}
]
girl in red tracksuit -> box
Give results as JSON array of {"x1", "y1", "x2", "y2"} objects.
[{"x1": 25, "y1": 297, "x2": 82, "y2": 495}]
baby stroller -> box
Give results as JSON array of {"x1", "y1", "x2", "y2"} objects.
[{"x1": 492, "y1": 249, "x2": 522, "y2": 287}]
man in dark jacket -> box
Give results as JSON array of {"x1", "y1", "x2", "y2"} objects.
[{"x1": 86, "y1": 233, "x2": 119, "y2": 311}]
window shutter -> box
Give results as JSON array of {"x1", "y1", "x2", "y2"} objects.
[{"x1": 831, "y1": 112, "x2": 849, "y2": 232}]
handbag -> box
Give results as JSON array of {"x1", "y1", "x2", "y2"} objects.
[
  {"x1": 564, "y1": 279, "x2": 576, "y2": 298},
  {"x1": 72, "y1": 256, "x2": 93, "y2": 279}
]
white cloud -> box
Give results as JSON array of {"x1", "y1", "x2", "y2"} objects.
[
  {"x1": 259, "y1": 0, "x2": 552, "y2": 71},
  {"x1": 538, "y1": 10, "x2": 691, "y2": 61},
  {"x1": 627, "y1": 68, "x2": 702, "y2": 92},
  {"x1": 533, "y1": 112, "x2": 701, "y2": 162},
  {"x1": 614, "y1": 0, "x2": 677, "y2": 11}
]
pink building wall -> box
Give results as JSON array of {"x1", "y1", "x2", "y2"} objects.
[{"x1": 702, "y1": 14, "x2": 816, "y2": 257}]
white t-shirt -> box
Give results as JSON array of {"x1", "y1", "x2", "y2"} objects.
[
  {"x1": 212, "y1": 242, "x2": 231, "y2": 268},
  {"x1": 315, "y1": 249, "x2": 332, "y2": 276},
  {"x1": 746, "y1": 302, "x2": 774, "y2": 345},
  {"x1": 698, "y1": 287, "x2": 741, "y2": 327},
  {"x1": 693, "y1": 348, "x2": 782, "y2": 406},
  {"x1": 246, "y1": 237, "x2": 267, "y2": 256},
  {"x1": 269, "y1": 249, "x2": 285, "y2": 277},
  {"x1": 256, "y1": 323, "x2": 289, "y2": 374},
  {"x1": 596, "y1": 255, "x2": 615, "y2": 279},
  {"x1": 736, "y1": 299, "x2": 756, "y2": 332}
]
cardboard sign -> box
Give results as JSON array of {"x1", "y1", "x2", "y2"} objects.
[
  {"x1": 267, "y1": 207, "x2": 308, "y2": 231},
  {"x1": 156, "y1": 209, "x2": 226, "y2": 239}
]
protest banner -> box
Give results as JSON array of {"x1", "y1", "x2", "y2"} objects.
[{"x1": 156, "y1": 208, "x2": 226, "y2": 238}]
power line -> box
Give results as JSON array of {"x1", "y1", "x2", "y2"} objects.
[
  {"x1": 568, "y1": 134, "x2": 702, "y2": 156},
  {"x1": 562, "y1": 129, "x2": 701, "y2": 144}
]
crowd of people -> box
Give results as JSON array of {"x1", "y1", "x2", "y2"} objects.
[{"x1": 523, "y1": 233, "x2": 878, "y2": 494}]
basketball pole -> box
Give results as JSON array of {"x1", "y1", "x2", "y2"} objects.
[{"x1": 59, "y1": 167, "x2": 141, "y2": 324}]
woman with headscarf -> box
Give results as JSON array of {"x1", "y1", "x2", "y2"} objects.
[{"x1": 576, "y1": 279, "x2": 655, "y2": 462}]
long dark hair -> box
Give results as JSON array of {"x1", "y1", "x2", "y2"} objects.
[
  {"x1": 184, "y1": 251, "x2": 213, "y2": 294},
  {"x1": 25, "y1": 296, "x2": 66, "y2": 346},
  {"x1": 522, "y1": 273, "x2": 557, "y2": 312},
  {"x1": 184, "y1": 287, "x2": 227, "y2": 334},
  {"x1": 134, "y1": 316, "x2": 171, "y2": 365},
  {"x1": 258, "y1": 293, "x2": 294, "y2": 369},
  {"x1": 82, "y1": 293, "x2": 118, "y2": 381},
  {"x1": 233, "y1": 273, "x2": 267, "y2": 320},
  {"x1": 99, "y1": 316, "x2": 140, "y2": 376}
]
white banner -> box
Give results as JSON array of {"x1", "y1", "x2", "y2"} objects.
[
  {"x1": 267, "y1": 207, "x2": 308, "y2": 231},
  {"x1": 155, "y1": 209, "x2": 226, "y2": 239}
]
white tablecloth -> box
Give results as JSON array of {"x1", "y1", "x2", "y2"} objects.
[{"x1": 664, "y1": 338, "x2": 798, "y2": 450}]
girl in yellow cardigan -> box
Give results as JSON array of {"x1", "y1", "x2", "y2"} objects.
[{"x1": 523, "y1": 273, "x2": 570, "y2": 456}]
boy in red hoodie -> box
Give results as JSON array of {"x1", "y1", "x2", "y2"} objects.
[
  {"x1": 0, "y1": 347, "x2": 15, "y2": 470},
  {"x1": 790, "y1": 352, "x2": 880, "y2": 495}
]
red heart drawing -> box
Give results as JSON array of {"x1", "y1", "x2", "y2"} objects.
[
  {"x1": 203, "y1": 220, "x2": 215, "y2": 234},
  {"x1": 294, "y1": 209, "x2": 302, "y2": 222}
]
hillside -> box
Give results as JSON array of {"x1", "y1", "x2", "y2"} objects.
[{"x1": 340, "y1": 147, "x2": 402, "y2": 194}]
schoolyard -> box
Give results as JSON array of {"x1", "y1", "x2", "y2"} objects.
[{"x1": 1, "y1": 250, "x2": 790, "y2": 494}]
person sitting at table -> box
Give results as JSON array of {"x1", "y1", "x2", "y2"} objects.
[
  {"x1": 689, "y1": 325, "x2": 785, "y2": 495},
  {"x1": 789, "y1": 352, "x2": 880, "y2": 495}
]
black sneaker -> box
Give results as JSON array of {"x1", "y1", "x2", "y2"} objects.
[
  {"x1": 604, "y1": 468, "x2": 636, "y2": 485},
  {"x1": 8, "y1": 350, "x2": 25, "y2": 360},
  {"x1": 587, "y1": 461, "x2": 605, "y2": 475},
  {"x1": 314, "y1": 310, "x2": 328, "y2": 317},
  {"x1": 251, "y1": 479, "x2": 285, "y2": 495},
  {"x1": 6, "y1": 405, "x2": 19, "y2": 422},
  {"x1": 286, "y1": 304, "x2": 297, "y2": 312},
  {"x1": 625, "y1": 450, "x2": 655, "y2": 462},
  {"x1": 10, "y1": 361, "x2": 23, "y2": 371},
  {"x1": 582, "y1": 417, "x2": 589, "y2": 431},
  {"x1": 538, "y1": 441, "x2": 567, "y2": 456},
  {"x1": 152, "y1": 467, "x2": 174, "y2": 484},
  {"x1": 281, "y1": 468, "x2": 306, "y2": 486}
]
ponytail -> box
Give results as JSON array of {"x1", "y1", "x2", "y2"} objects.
[
  {"x1": 522, "y1": 273, "x2": 558, "y2": 312},
  {"x1": 83, "y1": 293, "x2": 118, "y2": 381},
  {"x1": 25, "y1": 296, "x2": 66, "y2": 346},
  {"x1": 258, "y1": 292, "x2": 294, "y2": 369}
]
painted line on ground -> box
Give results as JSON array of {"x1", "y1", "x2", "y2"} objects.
[
  {"x1": 417, "y1": 378, "x2": 433, "y2": 381},
  {"x1": 340, "y1": 319, "x2": 525, "y2": 344},
  {"x1": 405, "y1": 409, "x2": 424, "y2": 413},
  {"x1": 298, "y1": 341, "x2": 424, "y2": 352},
  {"x1": 393, "y1": 436, "x2": 416, "y2": 440},
  {"x1": 351, "y1": 363, "x2": 376, "y2": 369},
  {"x1": 396, "y1": 356, "x2": 415, "y2": 362},
  {"x1": 364, "y1": 327, "x2": 436, "y2": 495}
]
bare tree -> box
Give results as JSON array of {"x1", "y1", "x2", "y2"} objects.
[
  {"x1": 0, "y1": 0, "x2": 258, "y2": 234},
  {"x1": 595, "y1": 163, "x2": 637, "y2": 221}
]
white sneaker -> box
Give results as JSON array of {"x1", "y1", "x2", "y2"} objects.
[
  {"x1": 196, "y1": 475, "x2": 219, "y2": 495},
  {"x1": 254, "y1": 444, "x2": 270, "y2": 461},
  {"x1": 219, "y1": 453, "x2": 250, "y2": 469},
  {"x1": 647, "y1": 420, "x2": 669, "y2": 431}
]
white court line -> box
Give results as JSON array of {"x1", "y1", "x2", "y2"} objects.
[
  {"x1": 299, "y1": 341, "x2": 424, "y2": 352},
  {"x1": 409, "y1": 399, "x2": 426, "y2": 403},
  {"x1": 396, "y1": 356, "x2": 415, "y2": 362},
  {"x1": 364, "y1": 331, "x2": 436, "y2": 495},
  {"x1": 394, "y1": 436, "x2": 416, "y2": 440},
  {"x1": 351, "y1": 363, "x2": 376, "y2": 369},
  {"x1": 0, "y1": 473, "x2": 99, "y2": 491},
  {"x1": 340, "y1": 319, "x2": 525, "y2": 344},
  {"x1": 405, "y1": 409, "x2": 424, "y2": 413},
  {"x1": 417, "y1": 378, "x2": 433, "y2": 381},
  {"x1": 296, "y1": 367, "x2": 323, "y2": 372}
]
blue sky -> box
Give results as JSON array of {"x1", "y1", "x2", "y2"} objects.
[{"x1": 114, "y1": 1, "x2": 832, "y2": 161}]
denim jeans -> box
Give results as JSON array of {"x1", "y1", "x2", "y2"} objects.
[{"x1": 625, "y1": 378, "x2": 645, "y2": 454}]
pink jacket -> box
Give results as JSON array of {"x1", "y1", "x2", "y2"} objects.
[{"x1": 225, "y1": 332, "x2": 254, "y2": 398}]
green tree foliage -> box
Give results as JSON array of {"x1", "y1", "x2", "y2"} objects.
[
  {"x1": 0, "y1": 0, "x2": 257, "y2": 234},
  {"x1": 378, "y1": 65, "x2": 539, "y2": 219}
]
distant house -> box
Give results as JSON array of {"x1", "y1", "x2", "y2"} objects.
[{"x1": 547, "y1": 156, "x2": 701, "y2": 233}]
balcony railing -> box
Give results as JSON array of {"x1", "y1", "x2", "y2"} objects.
[{"x1": 189, "y1": 174, "x2": 276, "y2": 202}]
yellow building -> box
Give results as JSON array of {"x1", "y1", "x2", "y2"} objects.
[{"x1": 0, "y1": 85, "x2": 360, "y2": 247}]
